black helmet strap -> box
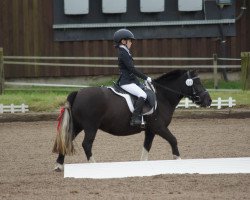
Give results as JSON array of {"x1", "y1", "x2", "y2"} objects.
[{"x1": 120, "y1": 39, "x2": 129, "y2": 49}]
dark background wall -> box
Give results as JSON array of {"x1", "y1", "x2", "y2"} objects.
[
  {"x1": 53, "y1": 0, "x2": 236, "y2": 41},
  {"x1": 0, "y1": 0, "x2": 249, "y2": 78}
]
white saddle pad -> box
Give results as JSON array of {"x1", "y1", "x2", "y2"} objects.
[{"x1": 108, "y1": 87, "x2": 156, "y2": 115}]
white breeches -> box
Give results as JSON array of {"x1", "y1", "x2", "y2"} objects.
[{"x1": 121, "y1": 83, "x2": 147, "y2": 99}]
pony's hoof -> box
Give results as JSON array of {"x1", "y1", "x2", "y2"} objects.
[
  {"x1": 54, "y1": 164, "x2": 64, "y2": 172},
  {"x1": 88, "y1": 156, "x2": 96, "y2": 163},
  {"x1": 173, "y1": 155, "x2": 181, "y2": 160}
]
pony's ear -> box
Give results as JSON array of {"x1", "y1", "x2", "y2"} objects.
[{"x1": 190, "y1": 69, "x2": 198, "y2": 76}]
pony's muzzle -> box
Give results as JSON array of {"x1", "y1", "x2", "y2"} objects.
[{"x1": 199, "y1": 91, "x2": 212, "y2": 107}]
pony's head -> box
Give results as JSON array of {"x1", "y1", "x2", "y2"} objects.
[
  {"x1": 181, "y1": 70, "x2": 212, "y2": 107},
  {"x1": 154, "y1": 70, "x2": 212, "y2": 107}
]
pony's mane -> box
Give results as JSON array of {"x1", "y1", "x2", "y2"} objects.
[{"x1": 155, "y1": 70, "x2": 188, "y2": 82}]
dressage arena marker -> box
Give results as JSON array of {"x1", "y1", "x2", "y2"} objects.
[{"x1": 64, "y1": 157, "x2": 250, "y2": 179}]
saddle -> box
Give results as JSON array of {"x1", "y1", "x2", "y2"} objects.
[{"x1": 108, "y1": 82, "x2": 157, "y2": 116}]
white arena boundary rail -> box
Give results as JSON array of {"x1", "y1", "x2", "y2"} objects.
[
  {"x1": 0, "y1": 104, "x2": 29, "y2": 113},
  {"x1": 64, "y1": 157, "x2": 250, "y2": 179}
]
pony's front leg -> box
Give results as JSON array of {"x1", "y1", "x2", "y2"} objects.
[
  {"x1": 54, "y1": 153, "x2": 65, "y2": 172},
  {"x1": 158, "y1": 127, "x2": 181, "y2": 160},
  {"x1": 141, "y1": 128, "x2": 155, "y2": 161}
]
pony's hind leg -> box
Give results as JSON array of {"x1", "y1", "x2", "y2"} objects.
[
  {"x1": 54, "y1": 154, "x2": 65, "y2": 172},
  {"x1": 141, "y1": 128, "x2": 155, "y2": 161},
  {"x1": 54, "y1": 126, "x2": 82, "y2": 172},
  {"x1": 82, "y1": 128, "x2": 97, "y2": 162}
]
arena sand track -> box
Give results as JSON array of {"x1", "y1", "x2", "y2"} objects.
[{"x1": 0, "y1": 118, "x2": 249, "y2": 200}]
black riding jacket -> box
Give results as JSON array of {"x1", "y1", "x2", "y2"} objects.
[{"x1": 117, "y1": 45, "x2": 147, "y2": 86}]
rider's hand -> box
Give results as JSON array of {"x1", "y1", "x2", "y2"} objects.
[{"x1": 147, "y1": 77, "x2": 152, "y2": 83}]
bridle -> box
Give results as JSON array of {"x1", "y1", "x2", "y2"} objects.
[
  {"x1": 152, "y1": 71, "x2": 208, "y2": 103},
  {"x1": 186, "y1": 71, "x2": 204, "y2": 103}
]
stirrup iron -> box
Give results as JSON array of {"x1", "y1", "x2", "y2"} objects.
[{"x1": 141, "y1": 115, "x2": 145, "y2": 128}]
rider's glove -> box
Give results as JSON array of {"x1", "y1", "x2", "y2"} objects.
[{"x1": 146, "y1": 77, "x2": 152, "y2": 83}]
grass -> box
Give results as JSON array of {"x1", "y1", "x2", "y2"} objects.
[
  {"x1": 0, "y1": 90, "x2": 67, "y2": 112},
  {"x1": 208, "y1": 90, "x2": 250, "y2": 107},
  {"x1": 0, "y1": 79, "x2": 249, "y2": 112},
  {"x1": 202, "y1": 80, "x2": 250, "y2": 106},
  {"x1": 201, "y1": 79, "x2": 242, "y2": 90}
]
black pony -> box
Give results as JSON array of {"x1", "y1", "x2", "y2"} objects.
[{"x1": 53, "y1": 70, "x2": 211, "y2": 171}]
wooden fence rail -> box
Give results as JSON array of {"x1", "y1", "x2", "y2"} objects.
[
  {"x1": 0, "y1": 48, "x2": 4, "y2": 94},
  {"x1": 241, "y1": 52, "x2": 250, "y2": 90},
  {"x1": 0, "y1": 47, "x2": 245, "y2": 95},
  {"x1": 3, "y1": 56, "x2": 241, "y2": 61}
]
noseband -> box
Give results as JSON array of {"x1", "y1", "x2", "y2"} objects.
[{"x1": 186, "y1": 71, "x2": 208, "y2": 103}]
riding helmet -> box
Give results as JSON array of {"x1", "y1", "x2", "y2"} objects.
[{"x1": 113, "y1": 29, "x2": 135, "y2": 44}]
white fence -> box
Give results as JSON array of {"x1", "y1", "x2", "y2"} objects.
[
  {"x1": 176, "y1": 97, "x2": 236, "y2": 109},
  {"x1": 0, "y1": 104, "x2": 29, "y2": 113},
  {"x1": 0, "y1": 97, "x2": 235, "y2": 114}
]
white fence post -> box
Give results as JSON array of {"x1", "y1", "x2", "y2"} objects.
[
  {"x1": 217, "y1": 97, "x2": 222, "y2": 109},
  {"x1": 10, "y1": 104, "x2": 15, "y2": 113},
  {"x1": 0, "y1": 104, "x2": 3, "y2": 113},
  {"x1": 228, "y1": 97, "x2": 233, "y2": 108},
  {"x1": 21, "y1": 103, "x2": 25, "y2": 113},
  {"x1": 185, "y1": 98, "x2": 189, "y2": 108}
]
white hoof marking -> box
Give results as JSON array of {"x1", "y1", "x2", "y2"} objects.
[
  {"x1": 89, "y1": 156, "x2": 96, "y2": 163},
  {"x1": 54, "y1": 163, "x2": 64, "y2": 172},
  {"x1": 173, "y1": 155, "x2": 181, "y2": 160},
  {"x1": 140, "y1": 147, "x2": 149, "y2": 161}
]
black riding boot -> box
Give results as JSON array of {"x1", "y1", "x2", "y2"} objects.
[{"x1": 130, "y1": 97, "x2": 145, "y2": 126}]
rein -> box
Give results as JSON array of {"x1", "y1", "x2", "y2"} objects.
[
  {"x1": 152, "y1": 71, "x2": 205, "y2": 103},
  {"x1": 152, "y1": 81, "x2": 192, "y2": 99}
]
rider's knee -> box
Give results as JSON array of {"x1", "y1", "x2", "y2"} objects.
[{"x1": 139, "y1": 92, "x2": 147, "y2": 100}]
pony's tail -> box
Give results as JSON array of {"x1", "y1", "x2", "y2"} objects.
[{"x1": 52, "y1": 91, "x2": 78, "y2": 156}]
